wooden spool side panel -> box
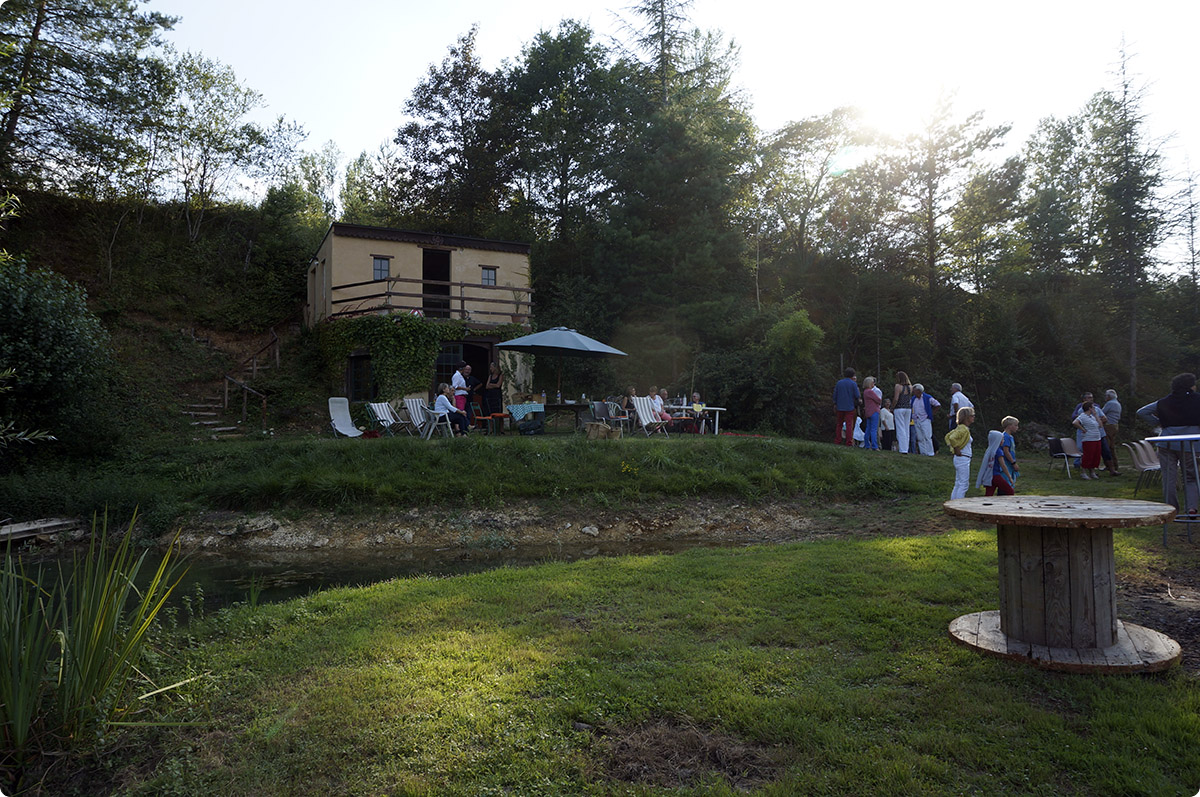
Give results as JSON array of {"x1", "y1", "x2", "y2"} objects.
[
  {"x1": 1092, "y1": 528, "x2": 1116, "y2": 648},
  {"x1": 1042, "y1": 528, "x2": 1071, "y2": 648},
  {"x1": 997, "y1": 524, "x2": 1023, "y2": 640},
  {"x1": 1068, "y1": 528, "x2": 1097, "y2": 648},
  {"x1": 1018, "y1": 525, "x2": 1047, "y2": 646}
]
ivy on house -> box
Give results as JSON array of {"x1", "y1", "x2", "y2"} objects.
[{"x1": 316, "y1": 316, "x2": 530, "y2": 398}]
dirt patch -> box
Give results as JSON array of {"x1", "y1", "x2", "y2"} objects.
[
  {"x1": 594, "y1": 717, "x2": 782, "y2": 791},
  {"x1": 1118, "y1": 561, "x2": 1200, "y2": 674}
]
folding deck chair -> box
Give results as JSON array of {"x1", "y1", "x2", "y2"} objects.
[
  {"x1": 367, "y1": 402, "x2": 415, "y2": 436},
  {"x1": 631, "y1": 395, "x2": 669, "y2": 437},
  {"x1": 328, "y1": 397, "x2": 363, "y2": 438}
]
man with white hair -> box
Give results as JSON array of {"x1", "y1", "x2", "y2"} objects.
[
  {"x1": 910, "y1": 384, "x2": 941, "y2": 456},
  {"x1": 1102, "y1": 388, "x2": 1123, "y2": 474},
  {"x1": 949, "y1": 383, "x2": 973, "y2": 430}
]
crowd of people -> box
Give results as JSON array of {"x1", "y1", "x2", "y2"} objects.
[{"x1": 832, "y1": 367, "x2": 1200, "y2": 513}]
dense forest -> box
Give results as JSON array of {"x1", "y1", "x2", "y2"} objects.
[{"x1": 1, "y1": 0, "x2": 1197, "y2": 450}]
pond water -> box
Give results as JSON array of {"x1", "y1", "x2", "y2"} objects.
[{"x1": 26, "y1": 537, "x2": 731, "y2": 611}]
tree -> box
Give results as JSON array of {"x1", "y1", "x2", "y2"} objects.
[
  {"x1": 1081, "y1": 57, "x2": 1165, "y2": 393},
  {"x1": 887, "y1": 95, "x2": 1009, "y2": 343},
  {"x1": 0, "y1": 0, "x2": 175, "y2": 186},
  {"x1": 298, "y1": 140, "x2": 341, "y2": 219},
  {"x1": 392, "y1": 27, "x2": 513, "y2": 236},
  {"x1": 162, "y1": 51, "x2": 271, "y2": 241},
  {"x1": 503, "y1": 21, "x2": 622, "y2": 245}
]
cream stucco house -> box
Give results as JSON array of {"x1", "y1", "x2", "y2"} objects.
[{"x1": 305, "y1": 223, "x2": 533, "y2": 401}]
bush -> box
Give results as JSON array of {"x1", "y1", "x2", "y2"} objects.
[{"x1": 0, "y1": 258, "x2": 118, "y2": 454}]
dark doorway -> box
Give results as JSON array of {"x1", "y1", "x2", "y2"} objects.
[
  {"x1": 433, "y1": 341, "x2": 492, "y2": 401},
  {"x1": 422, "y1": 249, "x2": 451, "y2": 318}
]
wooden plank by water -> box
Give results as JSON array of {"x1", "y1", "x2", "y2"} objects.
[{"x1": 0, "y1": 518, "x2": 80, "y2": 542}]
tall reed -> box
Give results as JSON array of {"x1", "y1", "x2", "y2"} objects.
[
  {"x1": 53, "y1": 513, "x2": 186, "y2": 742},
  {"x1": 0, "y1": 552, "x2": 60, "y2": 756}
]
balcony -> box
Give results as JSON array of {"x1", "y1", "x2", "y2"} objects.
[{"x1": 326, "y1": 276, "x2": 533, "y2": 326}]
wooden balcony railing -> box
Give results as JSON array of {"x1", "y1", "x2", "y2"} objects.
[{"x1": 326, "y1": 276, "x2": 533, "y2": 324}]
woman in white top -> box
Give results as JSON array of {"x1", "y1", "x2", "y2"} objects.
[
  {"x1": 1072, "y1": 400, "x2": 1105, "y2": 480},
  {"x1": 434, "y1": 382, "x2": 470, "y2": 435}
]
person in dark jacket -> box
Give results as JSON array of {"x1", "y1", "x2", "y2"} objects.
[
  {"x1": 1137, "y1": 373, "x2": 1200, "y2": 514},
  {"x1": 833, "y1": 368, "x2": 861, "y2": 446}
]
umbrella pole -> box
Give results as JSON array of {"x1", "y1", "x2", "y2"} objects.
[{"x1": 557, "y1": 357, "x2": 563, "y2": 398}]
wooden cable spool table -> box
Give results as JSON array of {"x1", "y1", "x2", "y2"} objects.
[{"x1": 943, "y1": 496, "x2": 1181, "y2": 673}]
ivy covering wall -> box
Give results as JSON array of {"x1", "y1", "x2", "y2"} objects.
[{"x1": 315, "y1": 315, "x2": 529, "y2": 399}]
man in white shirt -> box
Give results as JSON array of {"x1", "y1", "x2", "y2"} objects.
[
  {"x1": 910, "y1": 384, "x2": 941, "y2": 456},
  {"x1": 451, "y1": 362, "x2": 470, "y2": 412},
  {"x1": 949, "y1": 383, "x2": 973, "y2": 430}
]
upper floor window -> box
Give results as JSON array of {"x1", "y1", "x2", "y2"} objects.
[
  {"x1": 480, "y1": 266, "x2": 497, "y2": 286},
  {"x1": 373, "y1": 256, "x2": 390, "y2": 281}
]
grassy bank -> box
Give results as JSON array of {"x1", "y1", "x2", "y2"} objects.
[
  {"x1": 2, "y1": 436, "x2": 945, "y2": 531},
  {"x1": 71, "y1": 527, "x2": 1197, "y2": 795}
]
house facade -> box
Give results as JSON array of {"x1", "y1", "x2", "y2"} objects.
[{"x1": 306, "y1": 223, "x2": 534, "y2": 402}]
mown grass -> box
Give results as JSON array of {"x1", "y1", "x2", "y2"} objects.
[
  {"x1": 106, "y1": 527, "x2": 1198, "y2": 796},
  {"x1": 1, "y1": 436, "x2": 941, "y2": 530}
]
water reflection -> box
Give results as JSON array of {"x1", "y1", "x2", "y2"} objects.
[{"x1": 29, "y1": 537, "x2": 735, "y2": 610}]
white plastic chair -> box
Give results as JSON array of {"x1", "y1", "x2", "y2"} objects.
[
  {"x1": 328, "y1": 397, "x2": 363, "y2": 438},
  {"x1": 631, "y1": 395, "x2": 668, "y2": 437},
  {"x1": 422, "y1": 404, "x2": 454, "y2": 439},
  {"x1": 1123, "y1": 442, "x2": 1161, "y2": 497}
]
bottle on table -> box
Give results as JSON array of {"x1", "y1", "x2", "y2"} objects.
[
  {"x1": 540, "y1": 390, "x2": 546, "y2": 403},
  {"x1": 556, "y1": 390, "x2": 561, "y2": 403}
]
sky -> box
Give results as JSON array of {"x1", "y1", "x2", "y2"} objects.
[{"x1": 151, "y1": 0, "x2": 1199, "y2": 195}]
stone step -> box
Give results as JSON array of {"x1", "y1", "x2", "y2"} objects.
[
  {"x1": 190, "y1": 420, "x2": 221, "y2": 426},
  {"x1": 183, "y1": 410, "x2": 218, "y2": 417},
  {"x1": 211, "y1": 426, "x2": 239, "y2": 433}
]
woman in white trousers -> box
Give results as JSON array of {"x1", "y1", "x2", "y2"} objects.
[{"x1": 892, "y1": 371, "x2": 914, "y2": 454}]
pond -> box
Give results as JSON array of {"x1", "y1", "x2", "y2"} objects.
[{"x1": 25, "y1": 536, "x2": 736, "y2": 611}]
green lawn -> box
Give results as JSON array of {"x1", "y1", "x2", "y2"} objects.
[{"x1": 12, "y1": 437, "x2": 1199, "y2": 794}]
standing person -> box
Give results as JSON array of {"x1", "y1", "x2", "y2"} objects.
[
  {"x1": 1071, "y1": 391, "x2": 1111, "y2": 470},
  {"x1": 483, "y1": 362, "x2": 504, "y2": 417},
  {"x1": 1102, "y1": 388, "x2": 1123, "y2": 475},
  {"x1": 891, "y1": 371, "x2": 914, "y2": 455},
  {"x1": 945, "y1": 407, "x2": 975, "y2": 499},
  {"x1": 833, "y1": 368, "x2": 861, "y2": 446},
  {"x1": 999, "y1": 415, "x2": 1020, "y2": 486},
  {"x1": 1072, "y1": 400, "x2": 1105, "y2": 480},
  {"x1": 861, "y1": 377, "x2": 883, "y2": 450},
  {"x1": 910, "y1": 384, "x2": 941, "y2": 456},
  {"x1": 451, "y1": 362, "x2": 471, "y2": 413},
  {"x1": 949, "y1": 383, "x2": 974, "y2": 430},
  {"x1": 976, "y1": 429, "x2": 1016, "y2": 496},
  {"x1": 879, "y1": 398, "x2": 896, "y2": 452},
  {"x1": 1136, "y1": 373, "x2": 1200, "y2": 516}
]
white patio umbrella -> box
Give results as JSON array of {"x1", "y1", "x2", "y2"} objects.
[{"x1": 495, "y1": 326, "x2": 626, "y2": 396}]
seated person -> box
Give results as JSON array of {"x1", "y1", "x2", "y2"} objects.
[
  {"x1": 620, "y1": 386, "x2": 637, "y2": 415},
  {"x1": 648, "y1": 385, "x2": 670, "y2": 421},
  {"x1": 434, "y1": 382, "x2": 470, "y2": 436}
]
